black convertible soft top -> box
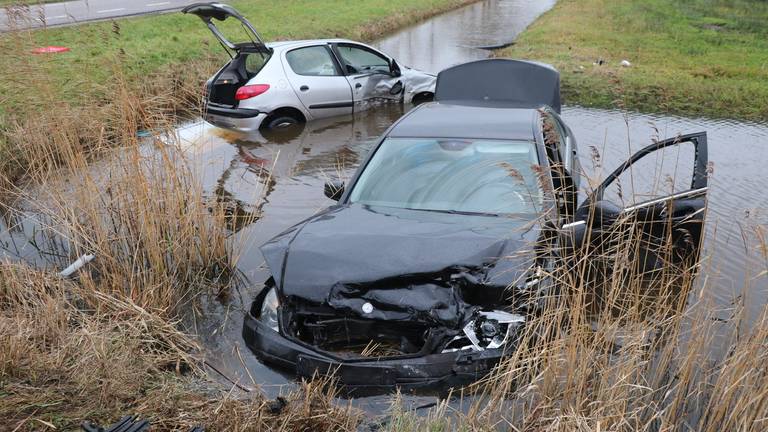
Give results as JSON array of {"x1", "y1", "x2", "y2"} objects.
[{"x1": 435, "y1": 59, "x2": 561, "y2": 113}]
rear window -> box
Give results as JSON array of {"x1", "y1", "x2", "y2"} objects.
[
  {"x1": 349, "y1": 138, "x2": 544, "y2": 215},
  {"x1": 244, "y1": 52, "x2": 271, "y2": 76}
]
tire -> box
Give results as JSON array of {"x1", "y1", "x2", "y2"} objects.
[{"x1": 264, "y1": 115, "x2": 300, "y2": 130}]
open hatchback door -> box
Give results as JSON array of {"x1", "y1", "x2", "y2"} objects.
[
  {"x1": 567, "y1": 132, "x2": 709, "y2": 274},
  {"x1": 182, "y1": 2, "x2": 270, "y2": 56}
]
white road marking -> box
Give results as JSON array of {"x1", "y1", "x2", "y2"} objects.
[
  {"x1": 96, "y1": 8, "x2": 126, "y2": 14},
  {"x1": 48, "y1": 15, "x2": 69, "y2": 20},
  {"x1": 146, "y1": 2, "x2": 171, "y2": 6}
]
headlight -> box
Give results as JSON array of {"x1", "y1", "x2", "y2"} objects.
[
  {"x1": 259, "y1": 287, "x2": 279, "y2": 332},
  {"x1": 442, "y1": 310, "x2": 525, "y2": 353}
]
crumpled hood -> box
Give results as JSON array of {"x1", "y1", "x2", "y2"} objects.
[{"x1": 261, "y1": 204, "x2": 538, "y2": 328}]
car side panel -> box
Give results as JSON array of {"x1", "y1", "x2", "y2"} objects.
[
  {"x1": 280, "y1": 44, "x2": 354, "y2": 119},
  {"x1": 238, "y1": 55, "x2": 310, "y2": 120}
]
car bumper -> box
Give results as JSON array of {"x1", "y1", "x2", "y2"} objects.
[
  {"x1": 204, "y1": 104, "x2": 266, "y2": 132},
  {"x1": 242, "y1": 310, "x2": 506, "y2": 394}
]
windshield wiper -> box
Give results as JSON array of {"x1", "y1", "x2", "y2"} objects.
[{"x1": 404, "y1": 207, "x2": 500, "y2": 217}]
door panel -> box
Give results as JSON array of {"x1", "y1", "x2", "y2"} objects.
[
  {"x1": 282, "y1": 45, "x2": 353, "y2": 119},
  {"x1": 333, "y1": 43, "x2": 402, "y2": 108},
  {"x1": 577, "y1": 132, "x2": 709, "y2": 274}
]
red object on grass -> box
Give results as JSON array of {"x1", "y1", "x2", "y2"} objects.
[{"x1": 32, "y1": 46, "x2": 70, "y2": 54}]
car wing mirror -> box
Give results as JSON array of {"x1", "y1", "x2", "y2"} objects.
[
  {"x1": 389, "y1": 59, "x2": 401, "y2": 77},
  {"x1": 324, "y1": 180, "x2": 345, "y2": 201}
]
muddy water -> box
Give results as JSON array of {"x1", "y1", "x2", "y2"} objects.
[{"x1": 3, "y1": 0, "x2": 768, "y2": 415}]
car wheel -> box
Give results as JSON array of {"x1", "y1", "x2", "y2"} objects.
[{"x1": 265, "y1": 115, "x2": 300, "y2": 130}]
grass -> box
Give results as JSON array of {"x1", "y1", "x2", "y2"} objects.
[
  {"x1": 498, "y1": 0, "x2": 768, "y2": 121},
  {"x1": 0, "y1": 58, "x2": 357, "y2": 430},
  {"x1": 0, "y1": 0, "x2": 475, "y2": 112}
]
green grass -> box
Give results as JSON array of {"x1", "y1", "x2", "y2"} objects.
[
  {"x1": 500, "y1": 0, "x2": 768, "y2": 121},
  {"x1": 0, "y1": 0, "x2": 474, "y2": 115}
]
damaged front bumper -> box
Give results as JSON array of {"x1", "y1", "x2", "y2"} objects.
[{"x1": 242, "y1": 302, "x2": 523, "y2": 393}]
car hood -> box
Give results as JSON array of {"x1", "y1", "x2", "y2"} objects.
[{"x1": 261, "y1": 204, "x2": 540, "y2": 328}]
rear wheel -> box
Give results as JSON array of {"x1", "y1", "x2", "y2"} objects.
[{"x1": 265, "y1": 115, "x2": 300, "y2": 130}]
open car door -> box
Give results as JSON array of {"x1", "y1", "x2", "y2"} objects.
[
  {"x1": 566, "y1": 132, "x2": 709, "y2": 275},
  {"x1": 182, "y1": 3, "x2": 269, "y2": 57}
]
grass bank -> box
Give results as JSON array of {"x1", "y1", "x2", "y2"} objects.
[
  {"x1": 0, "y1": 0, "x2": 475, "y2": 112},
  {"x1": 499, "y1": 0, "x2": 768, "y2": 121}
]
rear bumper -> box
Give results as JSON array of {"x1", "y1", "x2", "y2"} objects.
[
  {"x1": 242, "y1": 310, "x2": 505, "y2": 394},
  {"x1": 204, "y1": 103, "x2": 266, "y2": 132}
]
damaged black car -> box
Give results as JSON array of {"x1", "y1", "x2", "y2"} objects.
[{"x1": 242, "y1": 59, "x2": 709, "y2": 392}]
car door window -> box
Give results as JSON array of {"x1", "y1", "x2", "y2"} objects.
[
  {"x1": 335, "y1": 44, "x2": 390, "y2": 75},
  {"x1": 286, "y1": 46, "x2": 340, "y2": 77},
  {"x1": 601, "y1": 140, "x2": 698, "y2": 208}
]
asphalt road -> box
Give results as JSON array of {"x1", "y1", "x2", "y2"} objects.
[{"x1": 0, "y1": 0, "x2": 200, "y2": 31}]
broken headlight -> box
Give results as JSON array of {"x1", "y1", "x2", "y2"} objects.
[
  {"x1": 259, "y1": 287, "x2": 279, "y2": 332},
  {"x1": 442, "y1": 310, "x2": 524, "y2": 353}
]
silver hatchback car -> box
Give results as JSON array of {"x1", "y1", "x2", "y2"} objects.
[{"x1": 183, "y1": 3, "x2": 437, "y2": 132}]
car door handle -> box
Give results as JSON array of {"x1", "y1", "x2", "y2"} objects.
[
  {"x1": 355, "y1": 83, "x2": 362, "y2": 89},
  {"x1": 300, "y1": 85, "x2": 309, "y2": 91}
]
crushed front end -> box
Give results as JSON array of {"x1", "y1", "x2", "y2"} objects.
[
  {"x1": 241, "y1": 205, "x2": 542, "y2": 391},
  {"x1": 243, "y1": 285, "x2": 524, "y2": 392}
]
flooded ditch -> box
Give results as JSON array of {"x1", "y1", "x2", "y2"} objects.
[{"x1": 2, "y1": 0, "x2": 768, "y2": 417}]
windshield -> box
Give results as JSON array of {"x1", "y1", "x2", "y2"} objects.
[{"x1": 349, "y1": 138, "x2": 543, "y2": 215}]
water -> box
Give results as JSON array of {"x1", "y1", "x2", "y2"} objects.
[{"x1": 3, "y1": 0, "x2": 768, "y2": 416}]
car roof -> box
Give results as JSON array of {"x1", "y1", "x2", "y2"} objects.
[
  {"x1": 266, "y1": 39, "x2": 356, "y2": 51},
  {"x1": 387, "y1": 102, "x2": 540, "y2": 141}
]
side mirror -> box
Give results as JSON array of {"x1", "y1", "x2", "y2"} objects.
[
  {"x1": 389, "y1": 59, "x2": 401, "y2": 78},
  {"x1": 324, "y1": 180, "x2": 345, "y2": 201}
]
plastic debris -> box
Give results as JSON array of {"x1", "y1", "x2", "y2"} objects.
[
  {"x1": 621, "y1": 59, "x2": 632, "y2": 67},
  {"x1": 60, "y1": 254, "x2": 95, "y2": 278},
  {"x1": 81, "y1": 415, "x2": 149, "y2": 432},
  {"x1": 32, "y1": 46, "x2": 70, "y2": 54},
  {"x1": 81, "y1": 415, "x2": 204, "y2": 432}
]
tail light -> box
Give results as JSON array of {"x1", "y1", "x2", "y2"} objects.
[{"x1": 236, "y1": 84, "x2": 270, "y2": 100}]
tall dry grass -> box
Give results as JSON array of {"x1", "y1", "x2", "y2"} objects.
[{"x1": 0, "y1": 12, "x2": 359, "y2": 431}]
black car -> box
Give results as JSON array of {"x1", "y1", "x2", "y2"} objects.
[{"x1": 242, "y1": 59, "x2": 709, "y2": 392}]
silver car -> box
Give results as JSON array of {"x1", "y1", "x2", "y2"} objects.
[{"x1": 183, "y1": 3, "x2": 437, "y2": 132}]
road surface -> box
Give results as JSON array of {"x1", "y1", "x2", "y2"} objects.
[{"x1": 0, "y1": 0, "x2": 199, "y2": 31}]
